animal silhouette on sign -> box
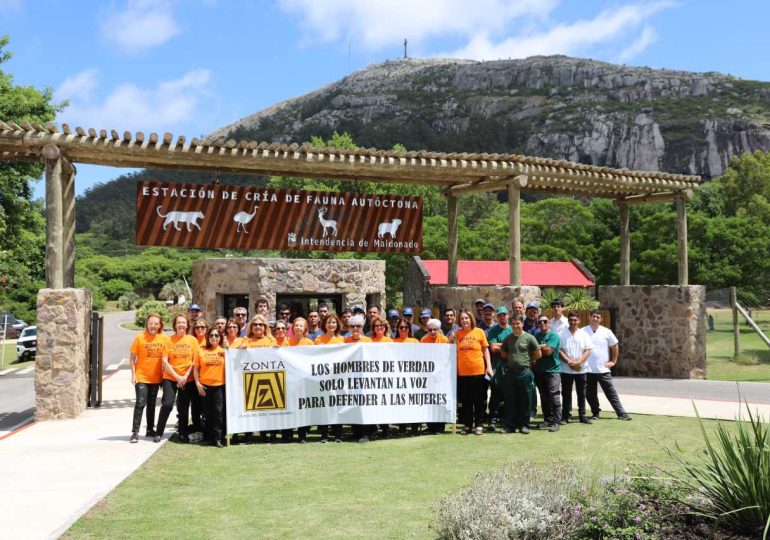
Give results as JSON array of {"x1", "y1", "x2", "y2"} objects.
[
  {"x1": 377, "y1": 219, "x2": 402, "y2": 239},
  {"x1": 317, "y1": 207, "x2": 338, "y2": 237},
  {"x1": 156, "y1": 206, "x2": 204, "y2": 232},
  {"x1": 233, "y1": 206, "x2": 259, "y2": 233}
]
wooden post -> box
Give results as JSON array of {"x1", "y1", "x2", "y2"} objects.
[
  {"x1": 507, "y1": 175, "x2": 526, "y2": 287},
  {"x1": 62, "y1": 161, "x2": 76, "y2": 288},
  {"x1": 731, "y1": 286, "x2": 740, "y2": 359},
  {"x1": 618, "y1": 202, "x2": 630, "y2": 285},
  {"x1": 43, "y1": 144, "x2": 64, "y2": 289},
  {"x1": 447, "y1": 193, "x2": 458, "y2": 286},
  {"x1": 676, "y1": 194, "x2": 688, "y2": 286}
]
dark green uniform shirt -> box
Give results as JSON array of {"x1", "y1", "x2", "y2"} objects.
[
  {"x1": 536, "y1": 331, "x2": 561, "y2": 373},
  {"x1": 500, "y1": 331, "x2": 539, "y2": 369}
]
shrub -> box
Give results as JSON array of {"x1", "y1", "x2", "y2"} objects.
[
  {"x1": 117, "y1": 292, "x2": 140, "y2": 311},
  {"x1": 135, "y1": 300, "x2": 171, "y2": 328},
  {"x1": 433, "y1": 463, "x2": 582, "y2": 539},
  {"x1": 101, "y1": 278, "x2": 134, "y2": 300},
  {"x1": 564, "y1": 288, "x2": 599, "y2": 311},
  {"x1": 665, "y1": 407, "x2": 770, "y2": 537}
]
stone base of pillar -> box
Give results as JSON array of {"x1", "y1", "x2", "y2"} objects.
[
  {"x1": 598, "y1": 285, "x2": 706, "y2": 379},
  {"x1": 35, "y1": 288, "x2": 93, "y2": 420},
  {"x1": 429, "y1": 285, "x2": 541, "y2": 312}
]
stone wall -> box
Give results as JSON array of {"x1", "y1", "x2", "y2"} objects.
[
  {"x1": 192, "y1": 258, "x2": 386, "y2": 319},
  {"x1": 35, "y1": 288, "x2": 92, "y2": 420},
  {"x1": 598, "y1": 285, "x2": 707, "y2": 379}
]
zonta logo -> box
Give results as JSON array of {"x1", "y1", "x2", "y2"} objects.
[{"x1": 243, "y1": 371, "x2": 286, "y2": 411}]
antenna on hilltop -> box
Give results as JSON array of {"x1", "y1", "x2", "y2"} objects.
[{"x1": 403, "y1": 38, "x2": 408, "y2": 59}]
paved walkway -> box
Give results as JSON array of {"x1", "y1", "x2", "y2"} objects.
[{"x1": 0, "y1": 370, "x2": 768, "y2": 540}]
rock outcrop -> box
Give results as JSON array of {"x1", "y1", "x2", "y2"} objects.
[{"x1": 214, "y1": 56, "x2": 770, "y2": 178}]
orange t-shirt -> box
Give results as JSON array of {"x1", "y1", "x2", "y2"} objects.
[
  {"x1": 421, "y1": 333, "x2": 449, "y2": 344},
  {"x1": 130, "y1": 332, "x2": 170, "y2": 384},
  {"x1": 345, "y1": 335, "x2": 373, "y2": 343},
  {"x1": 226, "y1": 336, "x2": 244, "y2": 349},
  {"x1": 455, "y1": 327, "x2": 488, "y2": 376},
  {"x1": 196, "y1": 346, "x2": 225, "y2": 386},
  {"x1": 244, "y1": 335, "x2": 277, "y2": 348},
  {"x1": 394, "y1": 337, "x2": 419, "y2": 343},
  {"x1": 370, "y1": 335, "x2": 393, "y2": 343},
  {"x1": 275, "y1": 336, "x2": 290, "y2": 347},
  {"x1": 197, "y1": 335, "x2": 206, "y2": 346},
  {"x1": 166, "y1": 334, "x2": 199, "y2": 381},
  {"x1": 314, "y1": 334, "x2": 345, "y2": 345},
  {"x1": 289, "y1": 337, "x2": 315, "y2": 346}
]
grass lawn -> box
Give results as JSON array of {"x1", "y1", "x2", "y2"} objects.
[
  {"x1": 707, "y1": 308, "x2": 770, "y2": 382},
  {"x1": 66, "y1": 415, "x2": 723, "y2": 539},
  {"x1": 0, "y1": 341, "x2": 18, "y2": 368}
]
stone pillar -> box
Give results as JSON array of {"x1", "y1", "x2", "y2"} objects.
[
  {"x1": 598, "y1": 285, "x2": 706, "y2": 379},
  {"x1": 35, "y1": 288, "x2": 93, "y2": 420}
]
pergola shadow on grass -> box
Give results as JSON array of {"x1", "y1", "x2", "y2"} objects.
[{"x1": 64, "y1": 415, "x2": 721, "y2": 539}]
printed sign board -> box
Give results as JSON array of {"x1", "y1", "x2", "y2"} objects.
[
  {"x1": 136, "y1": 181, "x2": 422, "y2": 253},
  {"x1": 225, "y1": 343, "x2": 456, "y2": 432}
]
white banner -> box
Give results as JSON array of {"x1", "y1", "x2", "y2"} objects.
[{"x1": 225, "y1": 343, "x2": 456, "y2": 433}]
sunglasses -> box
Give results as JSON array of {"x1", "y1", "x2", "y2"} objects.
[
  {"x1": 537, "y1": 320, "x2": 549, "y2": 324},
  {"x1": 275, "y1": 327, "x2": 287, "y2": 331},
  {"x1": 252, "y1": 323, "x2": 266, "y2": 327},
  {"x1": 350, "y1": 325, "x2": 363, "y2": 328},
  {"x1": 397, "y1": 326, "x2": 409, "y2": 330},
  {"x1": 235, "y1": 313, "x2": 247, "y2": 316},
  {"x1": 227, "y1": 325, "x2": 238, "y2": 329},
  {"x1": 194, "y1": 326, "x2": 207, "y2": 330},
  {"x1": 209, "y1": 333, "x2": 220, "y2": 338}
]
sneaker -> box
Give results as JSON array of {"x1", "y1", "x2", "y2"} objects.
[
  {"x1": 299, "y1": 439, "x2": 308, "y2": 444},
  {"x1": 358, "y1": 436, "x2": 370, "y2": 443},
  {"x1": 129, "y1": 432, "x2": 139, "y2": 443},
  {"x1": 214, "y1": 440, "x2": 224, "y2": 448},
  {"x1": 590, "y1": 414, "x2": 600, "y2": 420},
  {"x1": 519, "y1": 426, "x2": 530, "y2": 435},
  {"x1": 320, "y1": 438, "x2": 328, "y2": 444},
  {"x1": 152, "y1": 435, "x2": 161, "y2": 443},
  {"x1": 460, "y1": 427, "x2": 471, "y2": 436},
  {"x1": 487, "y1": 423, "x2": 497, "y2": 433},
  {"x1": 618, "y1": 414, "x2": 632, "y2": 421},
  {"x1": 145, "y1": 429, "x2": 155, "y2": 438},
  {"x1": 334, "y1": 438, "x2": 343, "y2": 443},
  {"x1": 579, "y1": 416, "x2": 593, "y2": 425},
  {"x1": 548, "y1": 423, "x2": 560, "y2": 432},
  {"x1": 474, "y1": 426, "x2": 483, "y2": 436},
  {"x1": 179, "y1": 434, "x2": 190, "y2": 443},
  {"x1": 558, "y1": 419, "x2": 568, "y2": 426}
]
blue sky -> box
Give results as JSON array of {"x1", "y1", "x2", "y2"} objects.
[{"x1": 2, "y1": 0, "x2": 769, "y2": 197}]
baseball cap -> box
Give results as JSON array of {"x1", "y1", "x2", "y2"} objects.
[
  {"x1": 496, "y1": 306, "x2": 509, "y2": 315},
  {"x1": 189, "y1": 303, "x2": 202, "y2": 311},
  {"x1": 525, "y1": 302, "x2": 540, "y2": 310},
  {"x1": 387, "y1": 309, "x2": 400, "y2": 319},
  {"x1": 474, "y1": 298, "x2": 485, "y2": 305},
  {"x1": 402, "y1": 307, "x2": 414, "y2": 316},
  {"x1": 419, "y1": 308, "x2": 432, "y2": 319},
  {"x1": 352, "y1": 306, "x2": 365, "y2": 314},
  {"x1": 482, "y1": 302, "x2": 494, "y2": 310}
]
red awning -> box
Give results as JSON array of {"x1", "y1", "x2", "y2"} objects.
[{"x1": 420, "y1": 260, "x2": 594, "y2": 287}]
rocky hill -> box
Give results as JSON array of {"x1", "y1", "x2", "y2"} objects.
[{"x1": 214, "y1": 55, "x2": 770, "y2": 179}]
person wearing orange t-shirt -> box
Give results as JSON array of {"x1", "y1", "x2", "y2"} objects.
[
  {"x1": 194, "y1": 327, "x2": 227, "y2": 448},
  {"x1": 240, "y1": 315, "x2": 278, "y2": 348},
  {"x1": 369, "y1": 316, "x2": 393, "y2": 343},
  {"x1": 455, "y1": 310, "x2": 493, "y2": 436},
  {"x1": 288, "y1": 317, "x2": 314, "y2": 347},
  {"x1": 224, "y1": 318, "x2": 243, "y2": 349},
  {"x1": 156, "y1": 314, "x2": 199, "y2": 443},
  {"x1": 274, "y1": 320, "x2": 290, "y2": 346},
  {"x1": 312, "y1": 314, "x2": 344, "y2": 442},
  {"x1": 129, "y1": 313, "x2": 170, "y2": 443},
  {"x1": 183, "y1": 317, "x2": 208, "y2": 438},
  {"x1": 345, "y1": 315, "x2": 374, "y2": 442},
  {"x1": 420, "y1": 319, "x2": 450, "y2": 344},
  {"x1": 394, "y1": 317, "x2": 419, "y2": 343}
]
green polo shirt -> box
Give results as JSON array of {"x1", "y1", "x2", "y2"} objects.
[
  {"x1": 500, "y1": 331, "x2": 539, "y2": 369},
  {"x1": 536, "y1": 331, "x2": 561, "y2": 373}
]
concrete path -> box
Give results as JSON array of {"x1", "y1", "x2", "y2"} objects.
[{"x1": 0, "y1": 359, "x2": 768, "y2": 538}]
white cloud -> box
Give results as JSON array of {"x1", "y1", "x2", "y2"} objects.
[
  {"x1": 443, "y1": 2, "x2": 671, "y2": 60},
  {"x1": 56, "y1": 69, "x2": 212, "y2": 132},
  {"x1": 280, "y1": 0, "x2": 557, "y2": 50},
  {"x1": 617, "y1": 25, "x2": 657, "y2": 63},
  {"x1": 100, "y1": 0, "x2": 181, "y2": 53}
]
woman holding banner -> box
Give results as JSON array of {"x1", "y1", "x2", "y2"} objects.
[
  {"x1": 314, "y1": 314, "x2": 345, "y2": 345},
  {"x1": 156, "y1": 314, "x2": 198, "y2": 443},
  {"x1": 314, "y1": 314, "x2": 344, "y2": 442},
  {"x1": 241, "y1": 315, "x2": 277, "y2": 348},
  {"x1": 420, "y1": 319, "x2": 449, "y2": 344},
  {"x1": 370, "y1": 316, "x2": 393, "y2": 343},
  {"x1": 289, "y1": 317, "x2": 314, "y2": 346},
  {"x1": 394, "y1": 317, "x2": 419, "y2": 343},
  {"x1": 456, "y1": 310, "x2": 493, "y2": 436},
  {"x1": 195, "y1": 326, "x2": 226, "y2": 448},
  {"x1": 128, "y1": 313, "x2": 169, "y2": 443},
  {"x1": 345, "y1": 316, "x2": 372, "y2": 344},
  {"x1": 274, "y1": 320, "x2": 290, "y2": 346},
  {"x1": 224, "y1": 318, "x2": 242, "y2": 349}
]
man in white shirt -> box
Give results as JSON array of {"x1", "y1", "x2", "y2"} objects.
[
  {"x1": 549, "y1": 299, "x2": 567, "y2": 335},
  {"x1": 582, "y1": 310, "x2": 631, "y2": 421},
  {"x1": 558, "y1": 312, "x2": 593, "y2": 424}
]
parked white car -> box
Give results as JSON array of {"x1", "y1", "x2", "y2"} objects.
[{"x1": 16, "y1": 326, "x2": 36, "y2": 361}]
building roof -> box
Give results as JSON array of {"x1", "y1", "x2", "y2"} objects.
[
  {"x1": 420, "y1": 260, "x2": 594, "y2": 287},
  {"x1": 0, "y1": 120, "x2": 700, "y2": 200}
]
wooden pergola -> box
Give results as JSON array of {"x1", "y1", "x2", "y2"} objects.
[{"x1": 0, "y1": 120, "x2": 702, "y2": 289}]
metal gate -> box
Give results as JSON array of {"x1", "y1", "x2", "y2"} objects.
[{"x1": 87, "y1": 311, "x2": 104, "y2": 407}]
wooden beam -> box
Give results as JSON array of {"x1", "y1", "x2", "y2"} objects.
[
  {"x1": 619, "y1": 189, "x2": 693, "y2": 206},
  {"x1": 676, "y1": 193, "x2": 688, "y2": 286},
  {"x1": 508, "y1": 182, "x2": 521, "y2": 287},
  {"x1": 618, "y1": 202, "x2": 630, "y2": 285},
  {"x1": 448, "y1": 173, "x2": 527, "y2": 196},
  {"x1": 43, "y1": 144, "x2": 64, "y2": 289},
  {"x1": 447, "y1": 193, "x2": 458, "y2": 286}
]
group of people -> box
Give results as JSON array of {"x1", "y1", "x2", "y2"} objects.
[{"x1": 128, "y1": 296, "x2": 630, "y2": 446}]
